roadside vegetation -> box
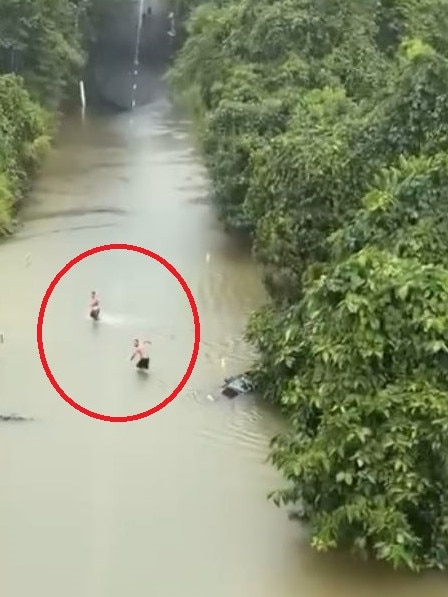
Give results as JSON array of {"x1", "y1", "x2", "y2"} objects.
[
  {"x1": 168, "y1": 0, "x2": 448, "y2": 571},
  {"x1": 0, "y1": 0, "x2": 126, "y2": 234}
]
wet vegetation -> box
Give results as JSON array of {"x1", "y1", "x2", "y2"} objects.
[
  {"x1": 0, "y1": 0, "x2": 126, "y2": 234},
  {"x1": 169, "y1": 0, "x2": 448, "y2": 572}
]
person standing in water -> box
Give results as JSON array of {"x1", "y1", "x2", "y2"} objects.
[
  {"x1": 89, "y1": 291, "x2": 100, "y2": 321},
  {"x1": 130, "y1": 338, "x2": 151, "y2": 370}
]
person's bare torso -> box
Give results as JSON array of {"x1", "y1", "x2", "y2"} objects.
[{"x1": 136, "y1": 343, "x2": 147, "y2": 359}]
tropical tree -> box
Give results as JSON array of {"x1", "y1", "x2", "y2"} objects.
[
  {"x1": 0, "y1": 0, "x2": 128, "y2": 106},
  {"x1": 172, "y1": 0, "x2": 448, "y2": 571},
  {"x1": 330, "y1": 152, "x2": 448, "y2": 266},
  {"x1": 0, "y1": 0, "x2": 128, "y2": 235},
  {"x1": 266, "y1": 249, "x2": 448, "y2": 571},
  {"x1": 0, "y1": 0, "x2": 84, "y2": 106},
  {"x1": 0, "y1": 74, "x2": 49, "y2": 232}
]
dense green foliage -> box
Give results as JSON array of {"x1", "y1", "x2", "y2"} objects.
[
  {"x1": 170, "y1": 0, "x2": 448, "y2": 571},
  {"x1": 0, "y1": 75, "x2": 50, "y2": 233},
  {"x1": 0, "y1": 0, "x2": 127, "y2": 233}
]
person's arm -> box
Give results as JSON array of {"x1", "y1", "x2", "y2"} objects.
[
  {"x1": 130, "y1": 349, "x2": 137, "y2": 361},
  {"x1": 143, "y1": 340, "x2": 152, "y2": 345}
]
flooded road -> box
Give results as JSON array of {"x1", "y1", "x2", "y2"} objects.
[{"x1": 1, "y1": 93, "x2": 448, "y2": 596}]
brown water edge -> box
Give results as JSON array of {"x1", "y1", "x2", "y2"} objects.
[{"x1": 0, "y1": 96, "x2": 446, "y2": 596}]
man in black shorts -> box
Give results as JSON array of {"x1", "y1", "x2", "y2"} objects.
[{"x1": 130, "y1": 338, "x2": 151, "y2": 370}]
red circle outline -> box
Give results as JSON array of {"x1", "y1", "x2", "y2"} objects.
[{"x1": 36, "y1": 244, "x2": 201, "y2": 422}]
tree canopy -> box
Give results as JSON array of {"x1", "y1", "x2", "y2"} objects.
[
  {"x1": 171, "y1": 0, "x2": 448, "y2": 571},
  {"x1": 0, "y1": 0, "x2": 127, "y2": 233}
]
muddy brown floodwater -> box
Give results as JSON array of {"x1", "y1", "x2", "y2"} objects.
[{"x1": 0, "y1": 93, "x2": 447, "y2": 597}]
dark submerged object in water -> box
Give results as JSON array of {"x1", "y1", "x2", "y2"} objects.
[
  {"x1": 0, "y1": 414, "x2": 33, "y2": 422},
  {"x1": 221, "y1": 373, "x2": 254, "y2": 398}
]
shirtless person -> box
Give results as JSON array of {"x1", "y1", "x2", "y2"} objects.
[
  {"x1": 130, "y1": 338, "x2": 151, "y2": 370},
  {"x1": 89, "y1": 291, "x2": 100, "y2": 321}
]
